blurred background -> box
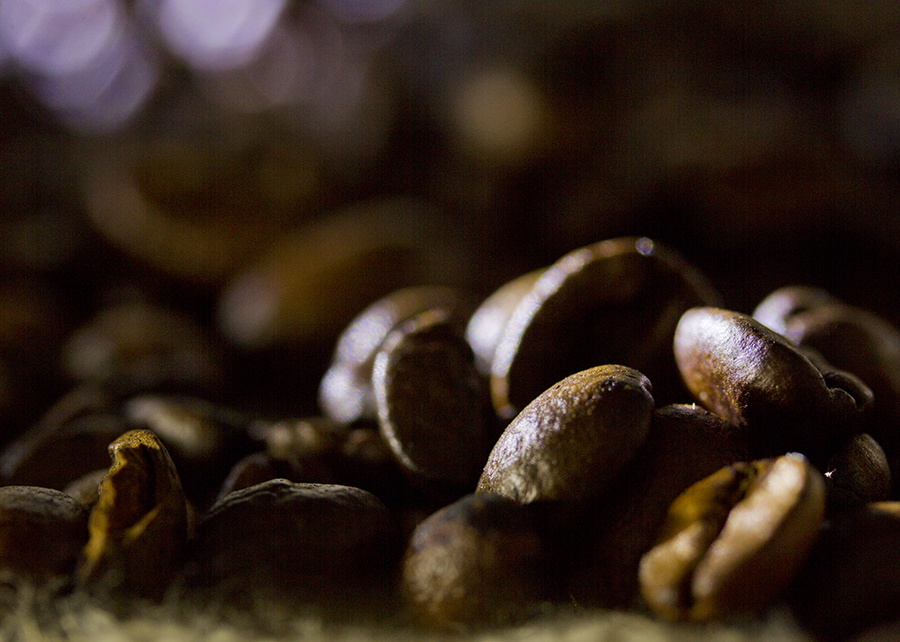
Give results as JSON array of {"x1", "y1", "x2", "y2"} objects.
[{"x1": 2, "y1": 0, "x2": 900, "y2": 429}]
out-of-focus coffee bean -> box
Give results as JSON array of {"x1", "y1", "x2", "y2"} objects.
[
  {"x1": 0, "y1": 486, "x2": 89, "y2": 587},
  {"x1": 215, "y1": 452, "x2": 309, "y2": 500},
  {"x1": 78, "y1": 122, "x2": 321, "y2": 285},
  {"x1": 639, "y1": 454, "x2": 826, "y2": 622},
  {"x1": 825, "y1": 433, "x2": 892, "y2": 511},
  {"x1": 373, "y1": 309, "x2": 496, "y2": 497},
  {"x1": 63, "y1": 300, "x2": 224, "y2": 396},
  {"x1": 752, "y1": 285, "x2": 842, "y2": 336},
  {"x1": 184, "y1": 480, "x2": 403, "y2": 615},
  {"x1": 122, "y1": 395, "x2": 257, "y2": 508},
  {"x1": 788, "y1": 502, "x2": 900, "y2": 641},
  {"x1": 568, "y1": 403, "x2": 750, "y2": 608},
  {"x1": 62, "y1": 469, "x2": 107, "y2": 509},
  {"x1": 465, "y1": 269, "x2": 543, "y2": 377},
  {"x1": 78, "y1": 429, "x2": 189, "y2": 602},
  {"x1": 674, "y1": 307, "x2": 873, "y2": 467},
  {"x1": 490, "y1": 237, "x2": 719, "y2": 420},
  {"x1": 402, "y1": 492, "x2": 547, "y2": 630},
  {"x1": 217, "y1": 198, "x2": 465, "y2": 351},
  {"x1": 477, "y1": 364, "x2": 653, "y2": 505},
  {"x1": 0, "y1": 412, "x2": 127, "y2": 490},
  {"x1": 772, "y1": 302, "x2": 900, "y2": 497},
  {"x1": 334, "y1": 425, "x2": 412, "y2": 512},
  {"x1": 319, "y1": 285, "x2": 472, "y2": 426}
]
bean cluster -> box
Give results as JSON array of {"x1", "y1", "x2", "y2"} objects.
[{"x1": 0, "y1": 236, "x2": 897, "y2": 641}]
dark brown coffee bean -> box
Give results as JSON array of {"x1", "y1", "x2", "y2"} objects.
[
  {"x1": 825, "y1": 433, "x2": 892, "y2": 511},
  {"x1": 490, "y1": 237, "x2": 719, "y2": 420},
  {"x1": 774, "y1": 302, "x2": 900, "y2": 497},
  {"x1": 789, "y1": 502, "x2": 900, "y2": 641},
  {"x1": 402, "y1": 492, "x2": 547, "y2": 629},
  {"x1": 373, "y1": 309, "x2": 496, "y2": 496},
  {"x1": 639, "y1": 454, "x2": 825, "y2": 622},
  {"x1": 1, "y1": 412, "x2": 128, "y2": 491},
  {"x1": 62, "y1": 469, "x2": 107, "y2": 509},
  {"x1": 185, "y1": 480, "x2": 403, "y2": 615},
  {"x1": 477, "y1": 364, "x2": 654, "y2": 505},
  {"x1": 674, "y1": 307, "x2": 873, "y2": 467},
  {"x1": 464, "y1": 269, "x2": 543, "y2": 377},
  {"x1": 0, "y1": 486, "x2": 89, "y2": 586},
  {"x1": 78, "y1": 429, "x2": 189, "y2": 602},
  {"x1": 319, "y1": 285, "x2": 472, "y2": 426},
  {"x1": 568, "y1": 403, "x2": 750, "y2": 608}
]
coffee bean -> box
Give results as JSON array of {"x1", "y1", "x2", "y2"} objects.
[
  {"x1": 319, "y1": 285, "x2": 471, "y2": 426},
  {"x1": 373, "y1": 309, "x2": 496, "y2": 497},
  {"x1": 62, "y1": 469, "x2": 107, "y2": 508},
  {"x1": 477, "y1": 364, "x2": 654, "y2": 505},
  {"x1": 638, "y1": 453, "x2": 826, "y2": 622},
  {"x1": 402, "y1": 492, "x2": 547, "y2": 629},
  {"x1": 825, "y1": 433, "x2": 892, "y2": 510},
  {"x1": 489, "y1": 237, "x2": 719, "y2": 420},
  {"x1": 788, "y1": 501, "x2": 900, "y2": 641},
  {"x1": 78, "y1": 429, "x2": 189, "y2": 602},
  {"x1": 185, "y1": 480, "x2": 403, "y2": 615},
  {"x1": 752, "y1": 285, "x2": 842, "y2": 336},
  {"x1": 0, "y1": 486, "x2": 88, "y2": 587},
  {"x1": 568, "y1": 403, "x2": 750, "y2": 608},
  {"x1": 674, "y1": 307, "x2": 873, "y2": 467}
]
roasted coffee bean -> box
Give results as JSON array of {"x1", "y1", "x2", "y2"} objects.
[
  {"x1": 62, "y1": 469, "x2": 107, "y2": 509},
  {"x1": 78, "y1": 429, "x2": 189, "y2": 602},
  {"x1": 402, "y1": 492, "x2": 547, "y2": 629},
  {"x1": 465, "y1": 269, "x2": 543, "y2": 377},
  {"x1": 751, "y1": 285, "x2": 842, "y2": 336},
  {"x1": 123, "y1": 395, "x2": 257, "y2": 508},
  {"x1": 771, "y1": 302, "x2": 900, "y2": 497},
  {"x1": 216, "y1": 451, "x2": 333, "y2": 500},
  {"x1": 319, "y1": 285, "x2": 472, "y2": 425},
  {"x1": 489, "y1": 237, "x2": 719, "y2": 420},
  {"x1": 674, "y1": 307, "x2": 873, "y2": 467},
  {"x1": 568, "y1": 403, "x2": 750, "y2": 608},
  {"x1": 185, "y1": 480, "x2": 403, "y2": 615},
  {"x1": 252, "y1": 416, "x2": 345, "y2": 464},
  {"x1": 0, "y1": 486, "x2": 89, "y2": 586},
  {"x1": 63, "y1": 300, "x2": 224, "y2": 396},
  {"x1": 788, "y1": 502, "x2": 900, "y2": 641},
  {"x1": 825, "y1": 433, "x2": 891, "y2": 511},
  {"x1": 638, "y1": 454, "x2": 826, "y2": 622},
  {"x1": 373, "y1": 309, "x2": 496, "y2": 497},
  {"x1": 477, "y1": 365, "x2": 654, "y2": 505}
]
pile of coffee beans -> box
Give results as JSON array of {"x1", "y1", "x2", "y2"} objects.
[{"x1": 2, "y1": 235, "x2": 900, "y2": 641}]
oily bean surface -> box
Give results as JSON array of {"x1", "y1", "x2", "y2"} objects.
[
  {"x1": 490, "y1": 236, "x2": 719, "y2": 419},
  {"x1": 638, "y1": 454, "x2": 826, "y2": 622},
  {"x1": 825, "y1": 433, "x2": 892, "y2": 511},
  {"x1": 674, "y1": 306, "x2": 873, "y2": 467},
  {"x1": 373, "y1": 309, "x2": 496, "y2": 496},
  {"x1": 567, "y1": 403, "x2": 750, "y2": 608},
  {"x1": 477, "y1": 364, "x2": 653, "y2": 505}
]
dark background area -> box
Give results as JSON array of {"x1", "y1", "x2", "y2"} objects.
[{"x1": 2, "y1": 0, "x2": 900, "y2": 424}]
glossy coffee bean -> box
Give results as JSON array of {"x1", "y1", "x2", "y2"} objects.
[
  {"x1": 0, "y1": 486, "x2": 89, "y2": 586},
  {"x1": 78, "y1": 429, "x2": 189, "y2": 601},
  {"x1": 402, "y1": 492, "x2": 547, "y2": 629},
  {"x1": 374, "y1": 309, "x2": 496, "y2": 496},
  {"x1": 185, "y1": 480, "x2": 403, "y2": 614},
  {"x1": 477, "y1": 364, "x2": 653, "y2": 505},
  {"x1": 319, "y1": 285, "x2": 471, "y2": 426},
  {"x1": 789, "y1": 502, "x2": 900, "y2": 641},
  {"x1": 774, "y1": 302, "x2": 900, "y2": 497},
  {"x1": 674, "y1": 307, "x2": 873, "y2": 467},
  {"x1": 568, "y1": 403, "x2": 750, "y2": 608},
  {"x1": 639, "y1": 454, "x2": 826, "y2": 622},
  {"x1": 825, "y1": 433, "x2": 891, "y2": 511},
  {"x1": 489, "y1": 237, "x2": 719, "y2": 420}
]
